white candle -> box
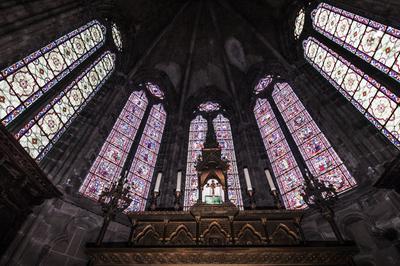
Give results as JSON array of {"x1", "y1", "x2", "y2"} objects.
[
  {"x1": 176, "y1": 171, "x2": 182, "y2": 192},
  {"x1": 265, "y1": 169, "x2": 276, "y2": 191},
  {"x1": 154, "y1": 172, "x2": 162, "y2": 193},
  {"x1": 243, "y1": 167, "x2": 252, "y2": 191}
]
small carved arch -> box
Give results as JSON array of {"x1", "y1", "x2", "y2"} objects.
[
  {"x1": 270, "y1": 223, "x2": 299, "y2": 245},
  {"x1": 201, "y1": 221, "x2": 230, "y2": 246},
  {"x1": 236, "y1": 224, "x2": 264, "y2": 245},
  {"x1": 167, "y1": 224, "x2": 195, "y2": 245},
  {"x1": 135, "y1": 225, "x2": 161, "y2": 245}
]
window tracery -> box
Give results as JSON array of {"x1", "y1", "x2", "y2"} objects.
[
  {"x1": 294, "y1": 8, "x2": 306, "y2": 40},
  {"x1": 111, "y1": 22, "x2": 123, "y2": 51}
]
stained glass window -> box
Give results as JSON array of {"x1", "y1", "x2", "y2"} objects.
[
  {"x1": 254, "y1": 75, "x2": 273, "y2": 94},
  {"x1": 125, "y1": 104, "x2": 167, "y2": 212},
  {"x1": 198, "y1": 101, "x2": 220, "y2": 112},
  {"x1": 272, "y1": 82, "x2": 357, "y2": 194},
  {"x1": 111, "y1": 22, "x2": 123, "y2": 51},
  {"x1": 79, "y1": 90, "x2": 148, "y2": 200},
  {"x1": 254, "y1": 98, "x2": 306, "y2": 209},
  {"x1": 312, "y1": 3, "x2": 400, "y2": 83},
  {"x1": 213, "y1": 114, "x2": 244, "y2": 210},
  {"x1": 294, "y1": 8, "x2": 305, "y2": 40},
  {"x1": 0, "y1": 20, "x2": 106, "y2": 126},
  {"x1": 304, "y1": 37, "x2": 400, "y2": 148},
  {"x1": 145, "y1": 82, "x2": 164, "y2": 99},
  {"x1": 16, "y1": 51, "x2": 115, "y2": 160},
  {"x1": 183, "y1": 115, "x2": 207, "y2": 210}
]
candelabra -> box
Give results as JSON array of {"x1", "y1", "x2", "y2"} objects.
[
  {"x1": 247, "y1": 189, "x2": 256, "y2": 210},
  {"x1": 300, "y1": 169, "x2": 344, "y2": 243},
  {"x1": 150, "y1": 191, "x2": 160, "y2": 211},
  {"x1": 96, "y1": 172, "x2": 132, "y2": 246},
  {"x1": 174, "y1": 190, "x2": 182, "y2": 211},
  {"x1": 270, "y1": 189, "x2": 283, "y2": 209}
]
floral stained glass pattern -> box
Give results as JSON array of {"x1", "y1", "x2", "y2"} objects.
[
  {"x1": 0, "y1": 20, "x2": 106, "y2": 126},
  {"x1": 79, "y1": 90, "x2": 148, "y2": 200},
  {"x1": 304, "y1": 37, "x2": 400, "y2": 148},
  {"x1": 125, "y1": 104, "x2": 167, "y2": 212},
  {"x1": 213, "y1": 114, "x2": 243, "y2": 210},
  {"x1": 111, "y1": 22, "x2": 123, "y2": 51},
  {"x1": 145, "y1": 82, "x2": 164, "y2": 99},
  {"x1": 183, "y1": 115, "x2": 207, "y2": 210},
  {"x1": 16, "y1": 51, "x2": 115, "y2": 160},
  {"x1": 272, "y1": 82, "x2": 357, "y2": 194},
  {"x1": 254, "y1": 98, "x2": 306, "y2": 209},
  {"x1": 294, "y1": 8, "x2": 305, "y2": 40},
  {"x1": 312, "y1": 2, "x2": 400, "y2": 83}
]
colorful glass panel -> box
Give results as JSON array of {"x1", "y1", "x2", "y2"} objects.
[
  {"x1": 294, "y1": 8, "x2": 305, "y2": 40},
  {"x1": 304, "y1": 37, "x2": 400, "y2": 148},
  {"x1": 183, "y1": 115, "x2": 207, "y2": 210},
  {"x1": 312, "y1": 3, "x2": 400, "y2": 83},
  {"x1": 0, "y1": 20, "x2": 106, "y2": 126},
  {"x1": 111, "y1": 22, "x2": 123, "y2": 51},
  {"x1": 254, "y1": 98, "x2": 306, "y2": 209},
  {"x1": 125, "y1": 104, "x2": 166, "y2": 212},
  {"x1": 198, "y1": 102, "x2": 221, "y2": 112},
  {"x1": 254, "y1": 75, "x2": 273, "y2": 94},
  {"x1": 79, "y1": 90, "x2": 148, "y2": 200},
  {"x1": 145, "y1": 82, "x2": 164, "y2": 99},
  {"x1": 213, "y1": 114, "x2": 244, "y2": 210},
  {"x1": 16, "y1": 51, "x2": 115, "y2": 160},
  {"x1": 273, "y1": 82, "x2": 357, "y2": 194}
]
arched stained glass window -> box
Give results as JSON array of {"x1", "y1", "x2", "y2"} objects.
[
  {"x1": 304, "y1": 37, "x2": 400, "y2": 148},
  {"x1": 125, "y1": 104, "x2": 166, "y2": 212},
  {"x1": 254, "y1": 98, "x2": 305, "y2": 209},
  {"x1": 213, "y1": 114, "x2": 244, "y2": 210},
  {"x1": 0, "y1": 20, "x2": 106, "y2": 126},
  {"x1": 312, "y1": 3, "x2": 400, "y2": 82},
  {"x1": 183, "y1": 115, "x2": 207, "y2": 210},
  {"x1": 183, "y1": 113, "x2": 244, "y2": 210},
  {"x1": 16, "y1": 51, "x2": 116, "y2": 160},
  {"x1": 294, "y1": 8, "x2": 305, "y2": 40},
  {"x1": 272, "y1": 83, "x2": 357, "y2": 194},
  {"x1": 111, "y1": 22, "x2": 123, "y2": 51},
  {"x1": 79, "y1": 90, "x2": 148, "y2": 200}
]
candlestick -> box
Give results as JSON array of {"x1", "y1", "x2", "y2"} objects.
[
  {"x1": 174, "y1": 189, "x2": 182, "y2": 210},
  {"x1": 243, "y1": 167, "x2": 252, "y2": 191},
  {"x1": 265, "y1": 168, "x2": 276, "y2": 191},
  {"x1": 150, "y1": 191, "x2": 160, "y2": 211},
  {"x1": 270, "y1": 189, "x2": 282, "y2": 209},
  {"x1": 154, "y1": 172, "x2": 162, "y2": 193},
  {"x1": 176, "y1": 170, "x2": 182, "y2": 192},
  {"x1": 247, "y1": 189, "x2": 256, "y2": 210}
]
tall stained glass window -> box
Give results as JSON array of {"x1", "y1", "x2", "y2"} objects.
[
  {"x1": 0, "y1": 20, "x2": 106, "y2": 126},
  {"x1": 253, "y1": 78, "x2": 357, "y2": 209},
  {"x1": 272, "y1": 83, "x2": 356, "y2": 194},
  {"x1": 111, "y1": 22, "x2": 123, "y2": 51},
  {"x1": 312, "y1": 2, "x2": 400, "y2": 83},
  {"x1": 254, "y1": 98, "x2": 305, "y2": 209},
  {"x1": 79, "y1": 90, "x2": 148, "y2": 199},
  {"x1": 294, "y1": 8, "x2": 305, "y2": 40},
  {"x1": 213, "y1": 114, "x2": 243, "y2": 210},
  {"x1": 16, "y1": 51, "x2": 115, "y2": 160},
  {"x1": 304, "y1": 37, "x2": 400, "y2": 148},
  {"x1": 126, "y1": 104, "x2": 166, "y2": 212},
  {"x1": 183, "y1": 109, "x2": 244, "y2": 210},
  {"x1": 184, "y1": 115, "x2": 207, "y2": 209}
]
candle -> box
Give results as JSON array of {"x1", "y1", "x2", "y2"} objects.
[
  {"x1": 176, "y1": 170, "x2": 182, "y2": 192},
  {"x1": 243, "y1": 167, "x2": 252, "y2": 191},
  {"x1": 154, "y1": 172, "x2": 162, "y2": 193},
  {"x1": 265, "y1": 168, "x2": 276, "y2": 191}
]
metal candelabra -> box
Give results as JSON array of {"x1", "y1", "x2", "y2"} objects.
[
  {"x1": 300, "y1": 169, "x2": 344, "y2": 243},
  {"x1": 96, "y1": 171, "x2": 132, "y2": 246}
]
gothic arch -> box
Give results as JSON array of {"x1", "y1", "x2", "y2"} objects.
[
  {"x1": 236, "y1": 224, "x2": 264, "y2": 245},
  {"x1": 201, "y1": 221, "x2": 230, "y2": 245},
  {"x1": 270, "y1": 223, "x2": 299, "y2": 244},
  {"x1": 167, "y1": 224, "x2": 195, "y2": 245},
  {"x1": 135, "y1": 225, "x2": 161, "y2": 245}
]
